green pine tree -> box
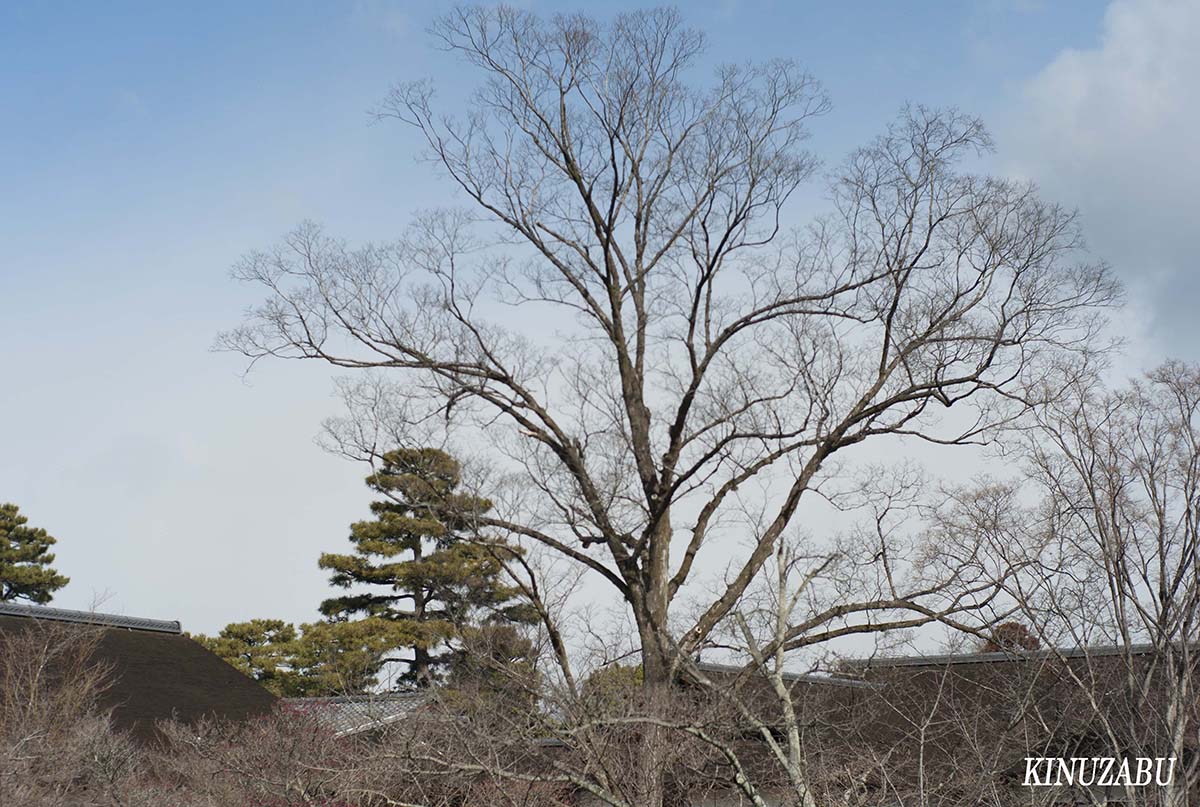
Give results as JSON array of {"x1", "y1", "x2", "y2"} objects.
[
  {"x1": 0, "y1": 503, "x2": 69, "y2": 604},
  {"x1": 318, "y1": 448, "x2": 533, "y2": 688},
  {"x1": 288, "y1": 619, "x2": 412, "y2": 695},
  {"x1": 193, "y1": 619, "x2": 300, "y2": 696},
  {"x1": 195, "y1": 618, "x2": 408, "y2": 696},
  {"x1": 447, "y1": 623, "x2": 541, "y2": 722}
]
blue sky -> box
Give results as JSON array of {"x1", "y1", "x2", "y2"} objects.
[{"x1": 2, "y1": 1, "x2": 1195, "y2": 633}]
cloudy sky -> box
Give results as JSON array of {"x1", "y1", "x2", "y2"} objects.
[{"x1": 1, "y1": 0, "x2": 1195, "y2": 633}]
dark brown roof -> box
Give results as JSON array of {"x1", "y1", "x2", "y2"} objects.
[{"x1": 0, "y1": 603, "x2": 277, "y2": 743}]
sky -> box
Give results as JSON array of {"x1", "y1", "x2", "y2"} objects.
[{"x1": 1, "y1": 0, "x2": 1196, "y2": 634}]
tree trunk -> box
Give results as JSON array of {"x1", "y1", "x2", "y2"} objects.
[{"x1": 632, "y1": 512, "x2": 675, "y2": 807}]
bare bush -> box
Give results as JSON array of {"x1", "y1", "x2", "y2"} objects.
[
  {"x1": 153, "y1": 707, "x2": 367, "y2": 807},
  {"x1": 0, "y1": 621, "x2": 148, "y2": 807}
]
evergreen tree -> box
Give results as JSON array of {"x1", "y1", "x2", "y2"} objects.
[
  {"x1": 0, "y1": 503, "x2": 69, "y2": 604},
  {"x1": 288, "y1": 619, "x2": 412, "y2": 695},
  {"x1": 195, "y1": 618, "x2": 408, "y2": 696},
  {"x1": 194, "y1": 619, "x2": 300, "y2": 696},
  {"x1": 581, "y1": 663, "x2": 644, "y2": 714},
  {"x1": 318, "y1": 448, "x2": 532, "y2": 688},
  {"x1": 447, "y1": 623, "x2": 540, "y2": 721}
]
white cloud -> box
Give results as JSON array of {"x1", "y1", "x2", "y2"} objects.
[{"x1": 1007, "y1": 0, "x2": 1200, "y2": 361}]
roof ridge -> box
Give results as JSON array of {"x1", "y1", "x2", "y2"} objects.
[
  {"x1": 694, "y1": 660, "x2": 873, "y2": 689},
  {"x1": 282, "y1": 692, "x2": 428, "y2": 703},
  {"x1": 0, "y1": 602, "x2": 181, "y2": 634},
  {"x1": 844, "y1": 642, "x2": 1166, "y2": 668}
]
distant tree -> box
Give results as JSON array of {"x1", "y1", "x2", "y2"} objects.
[
  {"x1": 1001, "y1": 362, "x2": 1200, "y2": 805},
  {"x1": 318, "y1": 448, "x2": 532, "y2": 688},
  {"x1": 446, "y1": 623, "x2": 540, "y2": 720},
  {"x1": 287, "y1": 618, "x2": 413, "y2": 695},
  {"x1": 0, "y1": 503, "x2": 69, "y2": 604},
  {"x1": 979, "y1": 620, "x2": 1041, "y2": 653},
  {"x1": 581, "y1": 663, "x2": 645, "y2": 713},
  {"x1": 194, "y1": 619, "x2": 300, "y2": 696},
  {"x1": 197, "y1": 617, "x2": 412, "y2": 696}
]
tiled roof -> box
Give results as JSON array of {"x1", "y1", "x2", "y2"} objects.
[
  {"x1": 282, "y1": 693, "x2": 428, "y2": 737},
  {"x1": 0, "y1": 601, "x2": 181, "y2": 633}
]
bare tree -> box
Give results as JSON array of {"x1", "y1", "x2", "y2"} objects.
[
  {"x1": 221, "y1": 7, "x2": 1118, "y2": 805},
  {"x1": 948, "y1": 362, "x2": 1200, "y2": 806},
  {"x1": 844, "y1": 655, "x2": 1085, "y2": 807},
  {"x1": 675, "y1": 473, "x2": 1032, "y2": 807}
]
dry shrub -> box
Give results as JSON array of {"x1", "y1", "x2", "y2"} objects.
[
  {"x1": 0, "y1": 619, "x2": 402, "y2": 805},
  {"x1": 154, "y1": 706, "x2": 367, "y2": 806},
  {"x1": 0, "y1": 618, "x2": 698, "y2": 806},
  {"x1": 0, "y1": 620, "x2": 148, "y2": 806}
]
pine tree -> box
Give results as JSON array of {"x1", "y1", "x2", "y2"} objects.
[
  {"x1": 318, "y1": 448, "x2": 533, "y2": 688},
  {"x1": 288, "y1": 619, "x2": 412, "y2": 695},
  {"x1": 193, "y1": 619, "x2": 300, "y2": 696},
  {"x1": 447, "y1": 623, "x2": 540, "y2": 721},
  {"x1": 195, "y1": 618, "x2": 408, "y2": 696},
  {"x1": 0, "y1": 503, "x2": 69, "y2": 604}
]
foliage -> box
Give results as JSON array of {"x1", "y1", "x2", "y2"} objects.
[
  {"x1": 196, "y1": 617, "x2": 411, "y2": 696},
  {"x1": 581, "y1": 663, "x2": 644, "y2": 712},
  {"x1": 287, "y1": 618, "x2": 414, "y2": 696},
  {"x1": 0, "y1": 502, "x2": 69, "y2": 604},
  {"x1": 444, "y1": 623, "x2": 541, "y2": 721},
  {"x1": 318, "y1": 448, "x2": 533, "y2": 687},
  {"x1": 200, "y1": 449, "x2": 533, "y2": 695},
  {"x1": 194, "y1": 618, "x2": 298, "y2": 695}
]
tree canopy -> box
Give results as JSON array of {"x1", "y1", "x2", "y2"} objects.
[
  {"x1": 194, "y1": 618, "x2": 406, "y2": 696},
  {"x1": 202, "y1": 448, "x2": 534, "y2": 695},
  {"x1": 0, "y1": 503, "x2": 69, "y2": 604},
  {"x1": 194, "y1": 619, "x2": 300, "y2": 696},
  {"x1": 319, "y1": 447, "x2": 534, "y2": 687}
]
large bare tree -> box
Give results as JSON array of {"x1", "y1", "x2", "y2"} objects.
[{"x1": 222, "y1": 12, "x2": 1118, "y2": 802}]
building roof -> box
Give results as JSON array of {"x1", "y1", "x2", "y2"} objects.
[
  {"x1": 0, "y1": 601, "x2": 182, "y2": 633},
  {"x1": 695, "y1": 659, "x2": 873, "y2": 689},
  {"x1": 282, "y1": 692, "x2": 428, "y2": 737},
  {"x1": 0, "y1": 602, "x2": 277, "y2": 743},
  {"x1": 843, "y1": 642, "x2": 1161, "y2": 669}
]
